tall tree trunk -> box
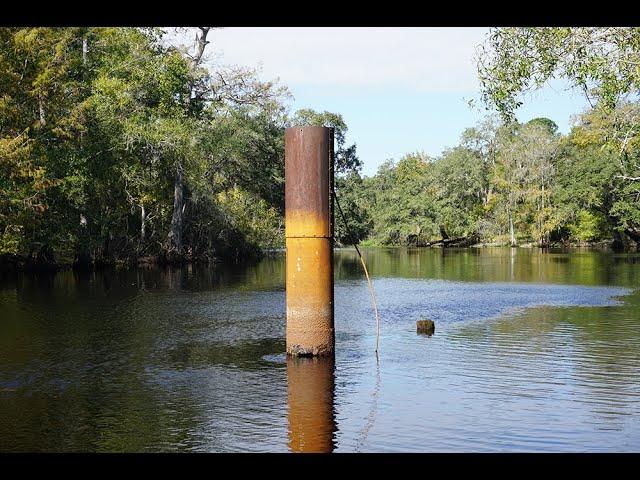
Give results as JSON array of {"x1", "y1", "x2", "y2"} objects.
[
  {"x1": 82, "y1": 36, "x2": 88, "y2": 65},
  {"x1": 164, "y1": 28, "x2": 210, "y2": 258},
  {"x1": 167, "y1": 165, "x2": 184, "y2": 253},
  {"x1": 38, "y1": 95, "x2": 46, "y2": 127},
  {"x1": 540, "y1": 183, "x2": 545, "y2": 246},
  {"x1": 140, "y1": 203, "x2": 146, "y2": 242},
  {"x1": 509, "y1": 212, "x2": 516, "y2": 247}
]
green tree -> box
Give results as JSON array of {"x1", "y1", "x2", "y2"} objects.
[
  {"x1": 560, "y1": 106, "x2": 640, "y2": 245},
  {"x1": 333, "y1": 172, "x2": 372, "y2": 245},
  {"x1": 431, "y1": 146, "x2": 486, "y2": 240},
  {"x1": 476, "y1": 27, "x2": 640, "y2": 246},
  {"x1": 289, "y1": 109, "x2": 362, "y2": 174},
  {"x1": 364, "y1": 153, "x2": 438, "y2": 245},
  {"x1": 0, "y1": 27, "x2": 293, "y2": 268},
  {"x1": 476, "y1": 27, "x2": 640, "y2": 116},
  {"x1": 0, "y1": 27, "x2": 91, "y2": 262}
]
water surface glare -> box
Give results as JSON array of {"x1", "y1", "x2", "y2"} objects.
[{"x1": 1, "y1": 247, "x2": 639, "y2": 452}]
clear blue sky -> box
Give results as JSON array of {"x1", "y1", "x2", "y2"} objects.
[{"x1": 199, "y1": 27, "x2": 591, "y2": 177}]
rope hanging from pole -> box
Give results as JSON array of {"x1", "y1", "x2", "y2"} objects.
[{"x1": 332, "y1": 185, "x2": 381, "y2": 355}]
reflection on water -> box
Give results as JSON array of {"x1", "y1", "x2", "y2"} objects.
[
  {"x1": 1, "y1": 247, "x2": 640, "y2": 451},
  {"x1": 355, "y1": 355, "x2": 380, "y2": 452},
  {"x1": 287, "y1": 357, "x2": 336, "y2": 453}
]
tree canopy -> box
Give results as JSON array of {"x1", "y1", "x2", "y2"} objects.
[
  {"x1": 2, "y1": 26, "x2": 639, "y2": 272},
  {"x1": 0, "y1": 27, "x2": 359, "y2": 268}
]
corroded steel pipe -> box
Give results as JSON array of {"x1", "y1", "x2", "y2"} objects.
[
  {"x1": 285, "y1": 126, "x2": 334, "y2": 357},
  {"x1": 287, "y1": 356, "x2": 336, "y2": 453}
]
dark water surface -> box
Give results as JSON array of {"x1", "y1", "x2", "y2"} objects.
[{"x1": 1, "y1": 247, "x2": 639, "y2": 452}]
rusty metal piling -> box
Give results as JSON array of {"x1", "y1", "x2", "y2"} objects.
[{"x1": 285, "y1": 126, "x2": 334, "y2": 357}]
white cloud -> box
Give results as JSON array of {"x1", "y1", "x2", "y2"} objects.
[{"x1": 194, "y1": 27, "x2": 489, "y2": 93}]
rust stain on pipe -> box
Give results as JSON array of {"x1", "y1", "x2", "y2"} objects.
[
  {"x1": 287, "y1": 356, "x2": 336, "y2": 453},
  {"x1": 285, "y1": 126, "x2": 334, "y2": 356}
]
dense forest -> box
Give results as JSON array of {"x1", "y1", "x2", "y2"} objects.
[
  {"x1": 0, "y1": 27, "x2": 361, "y2": 270},
  {"x1": 1, "y1": 27, "x2": 640, "y2": 271},
  {"x1": 339, "y1": 111, "x2": 640, "y2": 249}
]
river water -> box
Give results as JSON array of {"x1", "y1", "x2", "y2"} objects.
[{"x1": 1, "y1": 247, "x2": 639, "y2": 452}]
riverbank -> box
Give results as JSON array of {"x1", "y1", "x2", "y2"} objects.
[
  {"x1": 3, "y1": 239, "x2": 638, "y2": 274},
  {"x1": 359, "y1": 237, "x2": 637, "y2": 251},
  {"x1": 0, "y1": 250, "x2": 266, "y2": 274}
]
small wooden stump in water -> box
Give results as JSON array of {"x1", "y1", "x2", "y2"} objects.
[{"x1": 416, "y1": 319, "x2": 435, "y2": 336}]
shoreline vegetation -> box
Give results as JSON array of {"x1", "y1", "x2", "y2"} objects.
[
  {"x1": 0, "y1": 241, "x2": 634, "y2": 274},
  {"x1": 2, "y1": 28, "x2": 640, "y2": 274}
]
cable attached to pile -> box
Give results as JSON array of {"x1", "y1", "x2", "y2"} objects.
[{"x1": 332, "y1": 186, "x2": 381, "y2": 355}]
